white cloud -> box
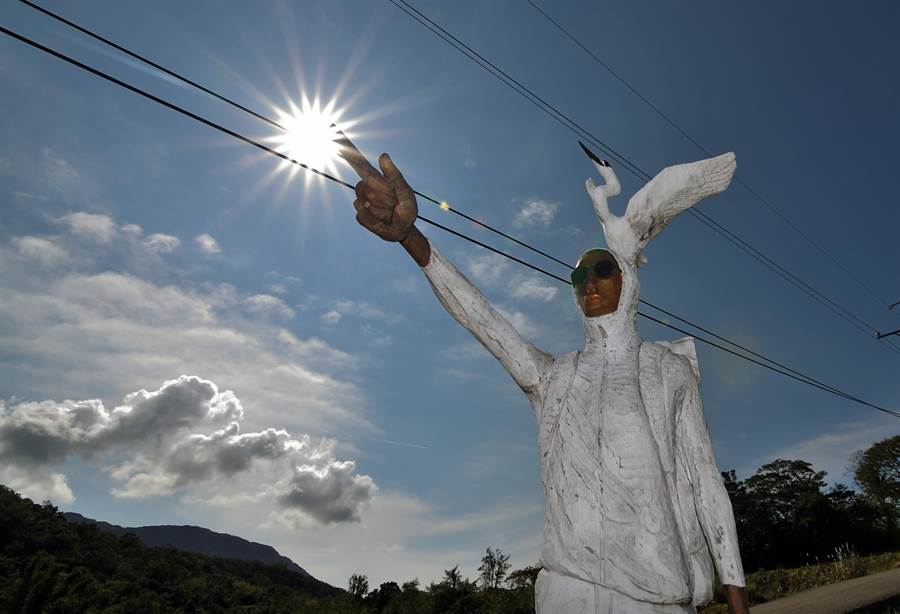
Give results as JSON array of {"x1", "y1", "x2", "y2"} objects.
[
  {"x1": 143, "y1": 233, "x2": 180, "y2": 254},
  {"x1": 321, "y1": 310, "x2": 342, "y2": 325},
  {"x1": 0, "y1": 230, "x2": 370, "y2": 439},
  {"x1": 244, "y1": 294, "x2": 295, "y2": 320},
  {"x1": 60, "y1": 212, "x2": 118, "y2": 243},
  {"x1": 509, "y1": 277, "x2": 558, "y2": 302},
  {"x1": 0, "y1": 376, "x2": 376, "y2": 523},
  {"x1": 277, "y1": 330, "x2": 356, "y2": 368},
  {"x1": 466, "y1": 253, "x2": 512, "y2": 287},
  {"x1": 495, "y1": 306, "x2": 539, "y2": 339},
  {"x1": 277, "y1": 455, "x2": 378, "y2": 524},
  {"x1": 195, "y1": 233, "x2": 222, "y2": 254},
  {"x1": 13, "y1": 236, "x2": 68, "y2": 266},
  {"x1": 333, "y1": 300, "x2": 389, "y2": 321},
  {"x1": 511, "y1": 198, "x2": 559, "y2": 229}
]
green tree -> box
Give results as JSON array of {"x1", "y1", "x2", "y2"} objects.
[
  {"x1": 348, "y1": 572, "x2": 369, "y2": 599},
  {"x1": 506, "y1": 565, "x2": 540, "y2": 590},
  {"x1": 442, "y1": 565, "x2": 463, "y2": 591},
  {"x1": 851, "y1": 434, "x2": 900, "y2": 527},
  {"x1": 744, "y1": 459, "x2": 827, "y2": 523},
  {"x1": 477, "y1": 547, "x2": 510, "y2": 590}
]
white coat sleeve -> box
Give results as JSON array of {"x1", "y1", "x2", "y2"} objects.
[
  {"x1": 421, "y1": 246, "x2": 552, "y2": 395},
  {"x1": 676, "y1": 372, "x2": 746, "y2": 587}
]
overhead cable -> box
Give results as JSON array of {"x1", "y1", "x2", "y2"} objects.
[
  {"x1": 387, "y1": 0, "x2": 899, "y2": 355},
  {"x1": 18, "y1": 0, "x2": 897, "y2": 355},
  {"x1": 2, "y1": 24, "x2": 898, "y2": 419},
  {"x1": 526, "y1": 0, "x2": 891, "y2": 309},
  {"x1": 17, "y1": 0, "x2": 893, "y2": 367}
]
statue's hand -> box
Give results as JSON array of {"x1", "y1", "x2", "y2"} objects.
[{"x1": 341, "y1": 144, "x2": 417, "y2": 242}]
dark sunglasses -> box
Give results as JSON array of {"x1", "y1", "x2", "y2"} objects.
[{"x1": 571, "y1": 260, "x2": 617, "y2": 286}]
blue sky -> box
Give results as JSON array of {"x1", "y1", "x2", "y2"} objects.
[{"x1": 1, "y1": 0, "x2": 898, "y2": 588}]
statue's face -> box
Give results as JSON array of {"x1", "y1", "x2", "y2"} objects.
[{"x1": 572, "y1": 249, "x2": 623, "y2": 317}]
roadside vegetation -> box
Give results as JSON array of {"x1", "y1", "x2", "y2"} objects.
[{"x1": 1, "y1": 434, "x2": 896, "y2": 612}]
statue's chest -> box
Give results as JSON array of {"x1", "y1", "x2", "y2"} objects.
[
  {"x1": 539, "y1": 347, "x2": 646, "y2": 471},
  {"x1": 540, "y1": 348, "x2": 660, "y2": 498}
]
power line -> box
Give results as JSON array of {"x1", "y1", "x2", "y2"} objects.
[
  {"x1": 2, "y1": 24, "x2": 898, "y2": 419},
  {"x1": 19, "y1": 0, "x2": 896, "y2": 371},
  {"x1": 387, "y1": 0, "x2": 900, "y2": 356},
  {"x1": 15, "y1": 0, "x2": 574, "y2": 273},
  {"x1": 526, "y1": 0, "x2": 892, "y2": 309},
  {"x1": 19, "y1": 0, "x2": 897, "y2": 358}
]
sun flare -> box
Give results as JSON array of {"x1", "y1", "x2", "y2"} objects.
[{"x1": 271, "y1": 97, "x2": 345, "y2": 179}]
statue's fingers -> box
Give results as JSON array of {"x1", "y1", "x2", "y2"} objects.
[
  {"x1": 363, "y1": 174, "x2": 393, "y2": 197},
  {"x1": 367, "y1": 202, "x2": 393, "y2": 223},
  {"x1": 353, "y1": 197, "x2": 391, "y2": 226},
  {"x1": 337, "y1": 134, "x2": 381, "y2": 180},
  {"x1": 355, "y1": 180, "x2": 368, "y2": 200},
  {"x1": 378, "y1": 154, "x2": 415, "y2": 205},
  {"x1": 353, "y1": 198, "x2": 384, "y2": 230}
]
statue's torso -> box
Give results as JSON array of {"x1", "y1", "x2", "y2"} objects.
[{"x1": 534, "y1": 340, "x2": 700, "y2": 604}]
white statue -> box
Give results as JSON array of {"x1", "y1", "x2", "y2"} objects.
[{"x1": 339, "y1": 139, "x2": 748, "y2": 614}]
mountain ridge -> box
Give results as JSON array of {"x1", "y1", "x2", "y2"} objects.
[{"x1": 63, "y1": 511, "x2": 313, "y2": 579}]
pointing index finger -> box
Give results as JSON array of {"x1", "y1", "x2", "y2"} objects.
[
  {"x1": 378, "y1": 153, "x2": 414, "y2": 203},
  {"x1": 335, "y1": 130, "x2": 381, "y2": 181}
]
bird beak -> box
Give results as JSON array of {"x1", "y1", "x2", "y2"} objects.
[{"x1": 578, "y1": 140, "x2": 609, "y2": 168}]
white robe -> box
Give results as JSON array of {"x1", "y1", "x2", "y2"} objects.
[{"x1": 421, "y1": 245, "x2": 744, "y2": 611}]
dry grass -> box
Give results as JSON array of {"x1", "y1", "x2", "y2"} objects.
[{"x1": 698, "y1": 549, "x2": 900, "y2": 613}]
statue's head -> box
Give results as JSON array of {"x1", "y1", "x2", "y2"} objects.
[
  {"x1": 571, "y1": 248, "x2": 622, "y2": 317},
  {"x1": 578, "y1": 144, "x2": 737, "y2": 326}
]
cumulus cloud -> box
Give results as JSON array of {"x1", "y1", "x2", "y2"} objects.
[
  {"x1": 13, "y1": 236, "x2": 68, "y2": 266},
  {"x1": 0, "y1": 227, "x2": 370, "y2": 446},
  {"x1": 143, "y1": 233, "x2": 180, "y2": 254},
  {"x1": 509, "y1": 277, "x2": 558, "y2": 302},
  {"x1": 0, "y1": 376, "x2": 376, "y2": 523},
  {"x1": 245, "y1": 294, "x2": 295, "y2": 320},
  {"x1": 195, "y1": 233, "x2": 221, "y2": 254},
  {"x1": 320, "y1": 310, "x2": 342, "y2": 325},
  {"x1": 511, "y1": 198, "x2": 559, "y2": 229},
  {"x1": 277, "y1": 456, "x2": 378, "y2": 524},
  {"x1": 0, "y1": 376, "x2": 239, "y2": 467},
  {"x1": 60, "y1": 212, "x2": 118, "y2": 243}
]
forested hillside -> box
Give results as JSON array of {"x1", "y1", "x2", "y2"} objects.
[{"x1": 0, "y1": 485, "x2": 345, "y2": 613}]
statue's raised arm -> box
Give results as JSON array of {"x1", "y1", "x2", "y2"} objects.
[{"x1": 337, "y1": 137, "x2": 552, "y2": 397}]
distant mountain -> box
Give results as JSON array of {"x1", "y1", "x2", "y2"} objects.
[{"x1": 64, "y1": 511, "x2": 311, "y2": 578}]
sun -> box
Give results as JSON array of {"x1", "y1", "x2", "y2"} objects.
[{"x1": 270, "y1": 97, "x2": 345, "y2": 179}]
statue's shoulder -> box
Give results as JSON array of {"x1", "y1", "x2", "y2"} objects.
[
  {"x1": 641, "y1": 337, "x2": 700, "y2": 384},
  {"x1": 548, "y1": 349, "x2": 579, "y2": 373}
]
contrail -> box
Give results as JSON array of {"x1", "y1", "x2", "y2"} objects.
[
  {"x1": 61, "y1": 30, "x2": 187, "y2": 89},
  {"x1": 377, "y1": 439, "x2": 430, "y2": 450}
]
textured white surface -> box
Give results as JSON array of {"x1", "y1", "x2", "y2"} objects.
[{"x1": 421, "y1": 154, "x2": 743, "y2": 612}]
